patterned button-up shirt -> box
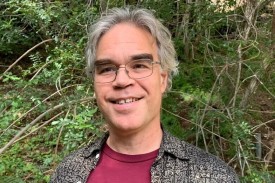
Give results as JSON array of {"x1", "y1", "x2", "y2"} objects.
[{"x1": 50, "y1": 130, "x2": 239, "y2": 183}]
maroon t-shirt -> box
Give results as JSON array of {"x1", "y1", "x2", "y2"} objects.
[{"x1": 87, "y1": 143, "x2": 159, "y2": 183}]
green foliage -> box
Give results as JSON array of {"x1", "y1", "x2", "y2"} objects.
[
  {"x1": 0, "y1": 176, "x2": 25, "y2": 183},
  {"x1": 162, "y1": 91, "x2": 187, "y2": 140},
  {"x1": 51, "y1": 106, "x2": 100, "y2": 151},
  {"x1": 0, "y1": 1, "x2": 100, "y2": 182},
  {"x1": 241, "y1": 169, "x2": 275, "y2": 183},
  {"x1": 0, "y1": 0, "x2": 274, "y2": 182},
  {"x1": 161, "y1": 1, "x2": 275, "y2": 182}
]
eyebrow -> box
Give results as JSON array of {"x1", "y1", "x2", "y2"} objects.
[
  {"x1": 130, "y1": 53, "x2": 153, "y2": 61},
  {"x1": 94, "y1": 59, "x2": 113, "y2": 66},
  {"x1": 94, "y1": 53, "x2": 154, "y2": 66}
]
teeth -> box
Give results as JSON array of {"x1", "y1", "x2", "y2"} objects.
[
  {"x1": 116, "y1": 98, "x2": 138, "y2": 104},
  {"x1": 118, "y1": 100, "x2": 125, "y2": 104}
]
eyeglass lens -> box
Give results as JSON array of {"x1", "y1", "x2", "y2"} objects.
[{"x1": 94, "y1": 59, "x2": 157, "y2": 83}]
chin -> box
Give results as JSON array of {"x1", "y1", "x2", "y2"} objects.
[{"x1": 108, "y1": 120, "x2": 143, "y2": 133}]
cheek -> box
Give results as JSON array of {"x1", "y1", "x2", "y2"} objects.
[{"x1": 94, "y1": 86, "x2": 104, "y2": 104}]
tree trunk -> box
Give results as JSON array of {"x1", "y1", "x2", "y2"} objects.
[
  {"x1": 271, "y1": 2, "x2": 275, "y2": 58},
  {"x1": 100, "y1": 0, "x2": 108, "y2": 13},
  {"x1": 239, "y1": 1, "x2": 274, "y2": 108},
  {"x1": 182, "y1": 0, "x2": 192, "y2": 61},
  {"x1": 238, "y1": 0, "x2": 261, "y2": 108}
]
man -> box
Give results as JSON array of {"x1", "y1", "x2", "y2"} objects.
[{"x1": 50, "y1": 7, "x2": 239, "y2": 183}]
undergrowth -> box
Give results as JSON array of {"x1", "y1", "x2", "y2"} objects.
[{"x1": 0, "y1": 1, "x2": 274, "y2": 182}]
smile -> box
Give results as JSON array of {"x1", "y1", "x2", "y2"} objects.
[{"x1": 112, "y1": 98, "x2": 141, "y2": 105}]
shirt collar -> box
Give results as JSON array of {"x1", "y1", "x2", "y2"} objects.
[
  {"x1": 82, "y1": 130, "x2": 190, "y2": 160},
  {"x1": 83, "y1": 132, "x2": 109, "y2": 158},
  {"x1": 158, "y1": 130, "x2": 190, "y2": 160}
]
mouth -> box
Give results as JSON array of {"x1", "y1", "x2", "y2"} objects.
[{"x1": 111, "y1": 97, "x2": 142, "y2": 105}]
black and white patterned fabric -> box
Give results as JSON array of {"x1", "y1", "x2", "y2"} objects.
[{"x1": 50, "y1": 130, "x2": 239, "y2": 183}]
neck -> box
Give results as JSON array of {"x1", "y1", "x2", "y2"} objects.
[{"x1": 106, "y1": 123, "x2": 163, "y2": 155}]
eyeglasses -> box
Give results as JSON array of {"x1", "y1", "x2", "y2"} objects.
[{"x1": 93, "y1": 59, "x2": 161, "y2": 83}]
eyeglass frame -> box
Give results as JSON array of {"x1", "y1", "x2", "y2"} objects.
[{"x1": 91, "y1": 59, "x2": 161, "y2": 83}]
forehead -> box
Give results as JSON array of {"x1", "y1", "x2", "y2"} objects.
[{"x1": 96, "y1": 22, "x2": 158, "y2": 62}]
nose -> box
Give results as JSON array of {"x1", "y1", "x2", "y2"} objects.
[{"x1": 112, "y1": 67, "x2": 134, "y2": 87}]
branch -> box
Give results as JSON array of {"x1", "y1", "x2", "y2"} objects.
[
  {"x1": 264, "y1": 131, "x2": 275, "y2": 169},
  {"x1": 0, "y1": 39, "x2": 53, "y2": 81},
  {"x1": 0, "y1": 84, "x2": 79, "y2": 138},
  {"x1": 161, "y1": 107, "x2": 229, "y2": 142},
  {"x1": 232, "y1": 43, "x2": 242, "y2": 109},
  {"x1": 198, "y1": 64, "x2": 229, "y2": 152},
  {"x1": 0, "y1": 97, "x2": 94, "y2": 155},
  {"x1": 13, "y1": 111, "x2": 64, "y2": 144},
  {"x1": 252, "y1": 118, "x2": 275, "y2": 132}
]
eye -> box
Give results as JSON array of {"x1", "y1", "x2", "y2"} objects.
[
  {"x1": 96, "y1": 64, "x2": 116, "y2": 75},
  {"x1": 129, "y1": 60, "x2": 151, "y2": 70}
]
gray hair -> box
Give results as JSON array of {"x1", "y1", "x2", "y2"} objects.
[{"x1": 86, "y1": 7, "x2": 178, "y2": 91}]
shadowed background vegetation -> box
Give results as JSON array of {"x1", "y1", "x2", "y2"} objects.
[{"x1": 0, "y1": 0, "x2": 274, "y2": 182}]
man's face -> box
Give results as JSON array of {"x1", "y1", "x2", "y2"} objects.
[{"x1": 94, "y1": 23, "x2": 168, "y2": 135}]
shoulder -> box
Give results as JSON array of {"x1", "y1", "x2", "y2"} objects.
[
  {"x1": 54, "y1": 146, "x2": 89, "y2": 171},
  {"x1": 162, "y1": 131, "x2": 239, "y2": 182},
  {"x1": 184, "y1": 141, "x2": 238, "y2": 182},
  {"x1": 50, "y1": 134, "x2": 107, "y2": 183},
  {"x1": 49, "y1": 146, "x2": 92, "y2": 183}
]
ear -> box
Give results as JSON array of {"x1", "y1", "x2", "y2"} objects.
[{"x1": 160, "y1": 71, "x2": 168, "y2": 93}]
